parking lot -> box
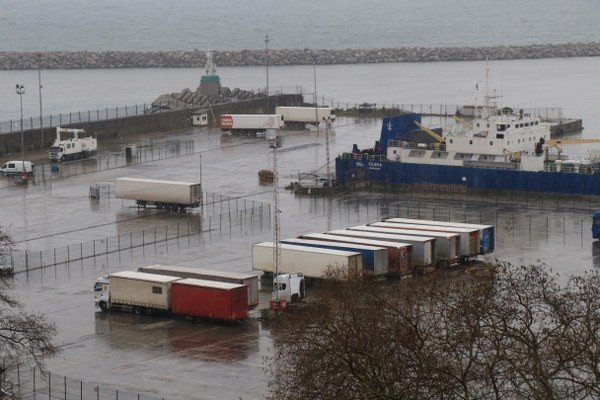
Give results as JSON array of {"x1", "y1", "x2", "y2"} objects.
[{"x1": 2, "y1": 117, "x2": 600, "y2": 399}]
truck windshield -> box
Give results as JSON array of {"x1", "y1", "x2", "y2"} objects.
[
  {"x1": 50, "y1": 146, "x2": 62, "y2": 152},
  {"x1": 94, "y1": 283, "x2": 105, "y2": 291}
]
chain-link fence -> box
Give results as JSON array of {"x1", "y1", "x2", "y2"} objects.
[
  {"x1": 0, "y1": 104, "x2": 162, "y2": 135},
  {"x1": 1, "y1": 361, "x2": 170, "y2": 400},
  {"x1": 8, "y1": 192, "x2": 269, "y2": 274},
  {"x1": 0, "y1": 139, "x2": 196, "y2": 189}
]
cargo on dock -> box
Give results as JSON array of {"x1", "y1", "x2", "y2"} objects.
[
  {"x1": 280, "y1": 238, "x2": 388, "y2": 274},
  {"x1": 301, "y1": 233, "x2": 413, "y2": 276},
  {"x1": 137, "y1": 265, "x2": 260, "y2": 308},
  {"x1": 252, "y1": 242, "x2": 362, "y2": 278},
  {"x1": 385, "y1": 218, "x2": 495, "y2": 254},
  {"x1": 353, "y1": 225, "x2": 460, "y2": 267},
  {"x1": 327, "y1": 229, "x2": 435, "y2": 271}
]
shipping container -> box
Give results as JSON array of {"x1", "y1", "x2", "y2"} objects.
[
  {"x1": 252, "y1": 242, "x2": 362, "y2": 278},
  {"x1": 302, "y1": 233, "x2": 413, "y2": 275},
  {"x1": 385, "y1": 218, "x2": 495, "y2": 254},
  {"x1": 137, "y1": 265, "x2": 259, "y2": 308},
  {"x1": 108, "y1": 271, "x2": 180, "y2": 311},
  {"x1": 280, "y1": 238, "x2": 388, "y2": 274},
  {"x1": 171, "y1": 279, "x2": 248, "y2": 322},
  {"x1": 115, "y1": 178, "x2": 202, "y2": 210},
  {"x1": 371, "y1": 221, "x2": 479, "y2": 258},
  {"x1": 348, "y1": 225, "x2": 460, "y2": 267},
  {"x1": 327, "y1": 229, "x2": 434, "y2": 269}
]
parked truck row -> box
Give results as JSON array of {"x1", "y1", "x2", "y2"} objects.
[
  {"x1": 252, "y1": 218, "x2": 494, "y2": 278},
  {"x1": 94, "y1": 266, "x2": 306, "y2": 321}
]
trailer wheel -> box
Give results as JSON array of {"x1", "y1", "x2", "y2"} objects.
[
  {"x1": 60, "y1": 155, "x2": 66, "y2": 162},
  {"x1": 99, "y1": 302, "x2": 109, "y2": 312},
  {"x1": 133, "y1": 306, "x2": 143, "y2": 315}
]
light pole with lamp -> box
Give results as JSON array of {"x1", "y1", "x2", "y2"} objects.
[{"x1": 16, "y1": 84, "x2": 25, "y2": 170}]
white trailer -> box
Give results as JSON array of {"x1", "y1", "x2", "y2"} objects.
[
  {"x1": 301, "y1": 233, "x2": 413, "y2": 276},
  {"x1": 137, "y1": 265, "x2": 260, "y2": 308},
  {"x1": 281, "y1": 238, "x2": 388, "y2": 275},
  {"x1": 94, "y1": 271, "x2": 180, "y2": 313},
  {"x1": 220, "y1": 114, "x2": 284, "y2": 134},
  {"x1": 115, "y1": 178, "x2": 202, "y2": 212},
  {"x1": 275, "y1": 106, "x2": 336, "y2": 128},
  {"x1": 327, "y1": 229, "x2": 435, "y2": 270},
  {"x1": 348, "y1": 225, "x2": 460, "y2": 267},
  {"x1": 371, "y1": 221, "x2": 479, "y2": 259},
  {"x1": 49, "y1": 126, "x2": 97, "y2": 161},
  {"x1": 252, "y1": 242, "x2": 362, "y2": 278},
  {"x1": 385, "y1": 218, "x2": 496, "y2": 255}
]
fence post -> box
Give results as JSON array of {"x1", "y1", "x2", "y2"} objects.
[
  {"x1": 25, "y1": 250, "x2": 29, "y2": 271},
  {"x1": 33, "y1": 367, "x2": 36, "y2": 400},
  {"x1": 64, "y1": 375, "x2": 67, "y2": 400},
  {"x1": 49, "y1": 372, "x2": 51, "y2": 400}
]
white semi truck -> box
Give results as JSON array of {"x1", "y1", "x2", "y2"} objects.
[
  {"x1": 115, "y1": 177, "x2": 202, "y2": 212},
  {"x1": 275, "y1": 106, "x2": 336, "y2": 128},
  {"x1": 220, "y1": 114, "x2": 284, "y2": 134},
  {"x1": 49, "y1": 127, "x2": 97, "y2": 161}
]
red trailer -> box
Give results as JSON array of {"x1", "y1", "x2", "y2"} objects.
[{"x1": 171, "y1": 278, "x2": 248, "y2": 322}]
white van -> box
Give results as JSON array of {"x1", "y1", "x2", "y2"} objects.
[{"x1": 0, "y1": 161, "x2": 35, "y2": 176}]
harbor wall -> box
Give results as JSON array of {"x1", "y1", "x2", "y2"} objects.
[
  {"x1": 0, "y1": 94, "x2": 302, "y2": 154},
  {"x1": 2, "y1": 43, "x2": 600, "y2": 69}
]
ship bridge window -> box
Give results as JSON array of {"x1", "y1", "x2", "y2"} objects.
[
  {"x1": 152, "y1": 286, "x2": 163, "y2": 294},
  {"x1": 496, "y1": 134, "x2": 505, "y2": 139},
  {"x1": 489, "y1": 141, "x2": 494, "y2": 146},
  {"x1": 497, "y1": 124, "x2": 507, "y2": 131},
  {"x1": 449, "y1": 139, "x2": 453, "y2": 143},
  {"x1": 469, "y1": 140, "x2": 473, "y2": 145},
  {"x1": 525, "y1": 122, "x2": 530, "y2": 127}
]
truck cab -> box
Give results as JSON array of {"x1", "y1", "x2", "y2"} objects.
[
  {"x1": 94, "y1": 276, "x2": 110, "y2": 311},
  {"x1": 592, "y1": 210, "x2": 600, "y2": 239},
  {"x1": 274, "y1": 273, "x2": 305, "y2": 302}
]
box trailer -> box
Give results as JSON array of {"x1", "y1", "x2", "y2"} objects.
[
  {"x1": 349, "y1": 225, "x2": 460, "y2": 267},
  {"x1": 385, "y1": 218, "x2": 495, "y2": 255},
  {"x1": 171, "y1": 279, "x2": 248, "y2": 322},
  {"x1": 137, "y1": 265, "x2": 259, "y2": 308},
  {"x1": 99, "y1": 271, "x2": 180, "y2": 312},
  {"x1": 302, "y1": 233, "x2": 413, "y2": 276},
  {"x1": 252, "y1": 242, "x2": 362, "y2": 278},
  {"x1": 220, "y1": 114, "x2": 284, "y2": 134},
  {"x1": 115, "y1": 178, "x2": 202, "y2": 211},
  {"x1": 371, "y1": 221, "x2": 479, "y2": 259},
  {"x1": 327, "y1": 229, "x2": 435, "y2": 270},
  {"x1": 281, "y1": 238, "x2": 388, "y2": 274},
  {"x1": 275, "y1": 106, "x2": 336, "y2": 128}
]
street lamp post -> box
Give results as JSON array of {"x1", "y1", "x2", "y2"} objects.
[
  {"x1": 265, "y1": 34, "x2": 270, "y2": 112},
  {"x1": 16, "y1": 84, "x2": 25, "y2": 168}
]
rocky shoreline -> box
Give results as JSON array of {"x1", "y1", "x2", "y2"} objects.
[{"x1": 2, "y1": 43, "x2": 600, "y2": 70}]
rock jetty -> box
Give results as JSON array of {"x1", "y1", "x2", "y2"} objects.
[{"x1": 2, "y1": 43, "x2": 600, "y2": 70}]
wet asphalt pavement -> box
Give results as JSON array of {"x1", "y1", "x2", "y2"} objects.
[{"x1": 2, "y1": 117, "x2": 600, "y2": 399}]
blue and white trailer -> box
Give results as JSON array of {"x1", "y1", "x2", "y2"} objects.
[
  {"x1": 281, "y1": 238, "x2": 388, "y2": 275},
  {"x1": 385, "y1": 218, "x2": 495, "y2": 254}
]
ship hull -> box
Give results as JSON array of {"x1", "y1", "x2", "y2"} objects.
[{"x1": 336, "y1": 157, "x2": 600, "y2": 196}]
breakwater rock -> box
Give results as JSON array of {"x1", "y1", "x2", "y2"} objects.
[{"x1": 2, "y1": 43, "x2": 600, "y2": 70}]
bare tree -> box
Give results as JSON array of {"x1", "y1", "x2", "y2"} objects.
[
  {"x1": 267, "y1": 264, "x2": 600, "y2": 400},
  {"x1": 0, "y1": 226, "x2": 56, "y2": 398}
]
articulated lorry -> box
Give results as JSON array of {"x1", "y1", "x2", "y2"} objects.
[
  {"x1": 49, "y1": 127, "x2": 97, "y2": 161},
  {"x1": 275, "y1": 106, "x2": 336, "y2": 128},
  {"x1": 137, "y1": 265, "x2": 260, "y2": 308},
  {"x1": 115, "y1": 178, "x2": 202, "y2": 211},
  {"x1": 220, "y1": 114, "x2": 284, "y2": 134},
  {"x1": 94, "y1": 271, "x2": 248, "y2": 322}
]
